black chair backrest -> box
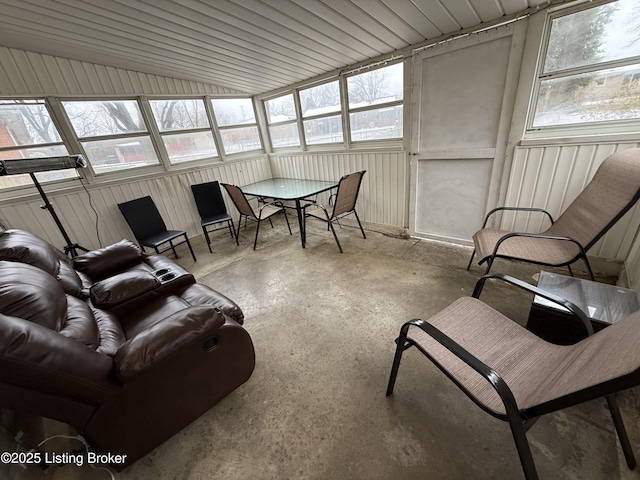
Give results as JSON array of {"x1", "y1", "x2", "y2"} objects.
[
  {"x1": 191, "y1": 181, "x2": 228, "y2": 219},
  {"x1": 118, "y1": 196, "x2": 167, "y2": 241}
]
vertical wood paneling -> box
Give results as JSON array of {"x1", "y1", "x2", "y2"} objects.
[
  {"x1": 0, "y1": 47, "x2": 242, "y2": 96},
  {"x1": 0, "y1": 156, "x2": 272, "y2": 251},
  {"x1": 269, "y1": 151, "x2": 407, "y2": 228},
  {"x1": 504, "y1": 142, "x2": 640, "y2": 261}
]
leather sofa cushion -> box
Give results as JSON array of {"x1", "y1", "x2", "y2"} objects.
[
  {"x1": 90, "y1": 271, "x2": 160, "y2": 309},
  {"x1": 0, "y1": 262, "x2": 66, "y2": 331},
  {"x1": 74, "y1": 240, "x2": 143, "y2": 281}
]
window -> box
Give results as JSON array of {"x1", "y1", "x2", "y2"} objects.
[
  {"x1": 299, "y1": 80, "x2": 343, "y2": 145},
  {"x1": 211, "y1": 98, "x2": 262, "y2": 154},
  {"x1": 347, "y1": 62, "x2": 403, "y2": 142},
  {"x1": 62, "y1": 100, "x2": 159, "y2": 174},
  {"x1": 0, "y1": 99, "x2": 72, "y2": 189},
  {"x1": 149, "y1": 99, "x2": 218, "y2": 164},
  {"x1": 265, "y1": 94, "x2": 300, "y2": 148},
  {"x1": 530, "y1": 0, "x2": 640, "y2": 131}
]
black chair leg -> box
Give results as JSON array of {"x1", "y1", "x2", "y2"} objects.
[
  {"x1": 606, "y1": 395, "x2": 636, "y2": 469},
  {"x1": 227, "y1": 220, "x2": 235, "y2": 239},
  {"x1": 508, "y1": 418, "x2": 539, "y2": 480},
  {"x1": 282, "y1": 209, "x2": 292, "y2": 235},
  {"x1": 353, "y1": 210, "x2": 366, "y2": 239},
  {"x1": 183, "y1": 234, "x2": 196, "y2": 262},
  {"x1": 169, "y1": 240, "x2": 178, "y2": 259},
  {"x1": 328, "y1": 222, "x2": 343, "y2": 253},
  {"x1": 253, "y1": 219, "x2": 261, "y2": 250},
  {"x1": 203, "y1": 227, "x2": 212, "y2": 253},
  {"x1": 466, "y1": 249, "x2": 476, "y2": 270}
]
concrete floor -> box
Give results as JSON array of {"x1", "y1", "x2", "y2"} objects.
[{"x1": 20, "y1": 217, "x2": 640, "y2": 479}]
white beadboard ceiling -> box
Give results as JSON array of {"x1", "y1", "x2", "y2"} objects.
[{"x1": 0, "y1": 0, "x2": 552, "y2": 95}]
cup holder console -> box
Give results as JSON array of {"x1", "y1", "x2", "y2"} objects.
[{"x1": 154, "y1": 268, "x2": 177, "y2": 283}]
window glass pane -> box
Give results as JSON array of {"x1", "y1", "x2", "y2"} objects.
[
  {"x1": 161, "y1": 131, "x2": 218, "y2": 164},
  {"x1": 269, "y1": 123, "x2": 300, "y2": 148},
  {"x1": 63, "y1": 100, "x2": 146, "y2": 137},
  {"x1": 0, "y1": 145, "x2": 74, "y2": 189},
  {"x1": 150, "y1": 99, "x2": 210, "y2": 132},
  {"x1": 544, "y1": 0, "x2": 640, "y2": 73},
  {"x1": 347, "y1": 63, "x2": 404, "y2": 109},
  {"x1": 265, "y1": 94, "x2": 296, "y2": 123},
  {"x1": 303, "y1": 115, "x2": 343, "y2": 145},
  {"x1": 219, "y1": 126, "x2": 262, "y2": 154},
  {"x1": 0, "y1": 101, "x2": 62, "y2": 146},
  {"x1": 300, "y1": 81, "x2": 340, "y2": 117},
  {"x1": 350, "y1": 106, "x2": 403, "y2": 141},
  {"x1": 211, "y1": 98, "x2": 255, "y2": 127},
  {"x1": 81, "y1": 136, "x2": 159, "y2": 174},
  {"x1": 532, "y1": 65, "x2": 640, "y2": 127}
]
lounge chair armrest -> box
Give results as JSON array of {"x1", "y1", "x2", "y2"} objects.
[
  {"x1": 481, "y1": 206, "x2": 554, "y2": 229},
  {"x1": 472, "y1": 273, "x2": 594, "y2": 336},
  {"x1": 394, "y1": 318, "x2": 520, "y2": 418}
]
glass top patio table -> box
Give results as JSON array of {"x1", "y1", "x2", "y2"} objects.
[
  {"x1": 241, "y1": 177, "x2": 338, "y2": 248},
  {"x1": 241, "y1": 178, "x2": 337, "y2": 200}
]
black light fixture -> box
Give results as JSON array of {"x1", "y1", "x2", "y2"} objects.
[
  {"x1": 0, "y1": 155, "x2": 87, "y2": 176},
  {"x1": 0, "y1": 155, "x2": 90, "y2": 257}
]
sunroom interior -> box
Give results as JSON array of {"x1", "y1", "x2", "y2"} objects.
[{"x1": 1, "y1": 0, "x2": 640, "y2": 479}]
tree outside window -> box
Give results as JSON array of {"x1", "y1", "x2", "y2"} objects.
[
  {"x1": 265, "y1": 94, "x2": 299, "y2": 148},
  {"x1": 211, "y1": 98, "x2": 262, "y2": 154},
  {"x1": 150, "y1": 99, "x2": 218, "y2": 164},
  {"x1": 347, "y1": 62, "x2": 403, "y2": 142},
  {"x1": 532, "y1": 0, "x2": 640, "y2": 129},
  {"x1": 62, "y1": 100, "x2": 159, "y2": 174},
  {"x1": 0, "y1": 100, "x2": 72, "y2": 189},
  {"x1": 299, "y1": 80, "x2": 343, "y2": 145}
]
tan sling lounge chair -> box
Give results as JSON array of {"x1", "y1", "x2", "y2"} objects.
[
  {"x1": 387, "y1": 273, "x2": 640, "y2": 480},
  {"x1": 467, "y1": 148, "x2": 640, "y2": 279}
]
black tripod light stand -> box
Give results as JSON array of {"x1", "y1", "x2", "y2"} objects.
[{"x1": 0, "y1": 155, "x2": 90, "y2": 258}]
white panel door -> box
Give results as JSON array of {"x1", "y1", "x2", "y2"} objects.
[{"x1": 409, "y1": 24, "x2": 525, "y2": 244}]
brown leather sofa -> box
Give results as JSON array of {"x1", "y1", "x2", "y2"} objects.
[{"x1": 0, "y1": 229, "x2": 255, "y2": 469}]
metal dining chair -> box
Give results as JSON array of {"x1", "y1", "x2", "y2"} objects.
[
  {"x1": 221, "y1": 183, "x2": 292, "y2": 250},
  {"x1": 303, "y1": 170, "x2": 366, "y2": 253},
  {"x1": 191, "y1": 181, "x2": 237, "y2": 253}
]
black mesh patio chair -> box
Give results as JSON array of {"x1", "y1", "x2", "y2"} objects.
[
  {"x1": 221, "y1": 183, "x2": 292, "y2": 250},
  {"x1": 118, "y1": 195, "x2": 196, "y2": 262},
  {"x1": 191, "y1": 181, "x2": 237, "y2": 253},
  {"x1": 467, "y1": 148, "x2": 640, "y2": 280},
  {"x1": 303, "y1": 170, "x2": 366, "y2": 253},
  {"x1": 387, "y1": 273, "x2": 640, "y2": 480}
]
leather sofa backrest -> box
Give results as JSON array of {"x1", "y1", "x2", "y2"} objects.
[
  {"x1": 0, "y1": 229, "x2": 84, "y2": 297},
  {"x1": 0, "y1": 261, "x2": 67, "y2": 331}
]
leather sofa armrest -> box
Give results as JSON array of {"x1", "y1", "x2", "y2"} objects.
[
  {"x1": 73, "y1": 240, "x2": 143, "y2": 280},
  {"x1": 0, "y1": 313, "x2": 117, "y2": 404},
  {"x1": 114, "y1": 306, "x2": 225, "y2": 382}
]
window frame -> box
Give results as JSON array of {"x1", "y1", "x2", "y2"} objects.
[
  {"x1": 0, "y1": 98, "x2": 77, "y2": 191},
  {"x1": 263, "y1": 93, "x2": 301, "y2": 151},
  {"x1": 210, "y1": 97, "x2": 264, "y2": 157},
  {"x1": 298, "y1": 79, "x2": 344, "y2": 148},
  {"x1": 525, "y1": 1, "x2": 640, "y2": 140},
  {"x1": 148, "y1": 97, "x2": 220, "y2": 165},
  {"x1": 344, "y1": 61, "x2": 404, "y2": 145},
  {"x1": 60, "y1": 97, "x2": 164, "y2": 177}
]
